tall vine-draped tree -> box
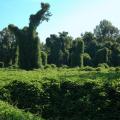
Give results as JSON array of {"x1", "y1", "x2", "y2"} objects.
[
  {"x1": 46, "y1": 32, "x2": 72, "y2": 66},
  {"x1": 46, "y1": 34, "x2": 59, "y2": 65},
  {"x1": 70, "y1": 38, "x2": 84, "y2": 67},
  {"x1": 8, "y1": 3, "x2": 51, "y2": 70},
  {"x1": 58, "y1": 32, "x2": 72, "y2": 66}
]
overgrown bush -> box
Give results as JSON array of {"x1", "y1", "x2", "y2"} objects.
[
  {"x1": 0, "y1": 62, "x2": 4, "y2": 68},
  {"x1": 0, "y1": 80, "x2": 46, "y2": 114},
  {"x1": 98, "y1": 63, "x2": 109, "y2": 68},
  {"x1": 44, "y1": 64, "x2": 51, "y2": 69},
  {"x1": 61, "y1": 65, "x2": 69, "y2": 68},
  {"x1": 44, "y1": 64, "x2": 57, "y2": 69},
  {"x1": 0, "y1": 100, "x2": 44, "y2": 120},
  {"x1": 82, "y1": 66, "x2": 95, "y2": 71},
  {"x1": 50, "y1": 64, "x2": 57, "y2": 68},
  {"x1": 0, "y1": 80, "x2": 120, "y2": 120},
  {"x1": 109, "y1": 67, "x2": 115, "y2": 71},
  {"x1": 115, "y1": 67, "x2": 120, "y2": 72},
  {"x1": 96, "y1": 67, "x2": 105, "y2": 71}
]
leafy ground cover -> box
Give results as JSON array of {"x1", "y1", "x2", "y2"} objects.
[
  {"x1": 0, "y1": 100, "x2": 44, "y2": 120},
  {"x1": 0, "y1": 67, "x2": 120, "y2": 120}
]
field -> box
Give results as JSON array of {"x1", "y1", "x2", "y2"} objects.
[
  {"x1": 0, "y1": 67, "x2": 120, "y2": 120},
  {"x1": 0, "y1": 67, "x2": 120, "y2": 87}
]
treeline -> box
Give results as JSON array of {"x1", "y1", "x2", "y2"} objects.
[
  {"x1": 0, "y1": 3, "x2": 120, "y2": 69},
  {"x1": 45, "y1": 20, "x2": 120, "y2": 67},
  {"x1": 1, "y1": 20, "x2": 120, "y2": 69}
]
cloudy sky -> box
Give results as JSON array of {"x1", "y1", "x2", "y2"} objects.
[{"x1": 0, "y1": 0, "x2": 120, "y2": 42}]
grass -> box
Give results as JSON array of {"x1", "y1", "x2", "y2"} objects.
[{"x1": 0, "y1": 67, "x2": 120, "y2": 87}]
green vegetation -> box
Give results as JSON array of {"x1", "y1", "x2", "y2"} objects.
[
  {"x1": 1, "y1": 13, "x2": 120, "y2": 70},
  {"x1": 0, "y1": 2, "x2": 120, "y2": 70},
  {"x1": 0, "y1": 100, "x2": 43, "y2": 120},
  {"x1": 0, "y1": 2, "x2": 120, "y2": 120},
  {"x1": 0, "y1": 67, "x2": 120, "y2": 120},
  {"x1": 8, "y1": 3, "x2": 51, "y2": 70}
]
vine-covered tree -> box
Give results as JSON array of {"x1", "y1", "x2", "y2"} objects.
[
  {"x1": 111, "y1": 43, "x2": 120, "y2": 66},
  {"x1": 0, "y1": 28, "x2": 17, "y2": 67},
  {"x1": 1, "y1": 10, "x2": 120, "y2": 69},
  {"x1": 95, "y1": 47, "x2": 111, "y2": 65},
  {"x1": 8, "y1": 3, "x2": 51, "y2": 70},
  {"x1": 41, "y1": 51, "x2": 47, "y2": 66},
  {"x1": 46, "y1": 32, "x2": 72, "y2": 66},
  {"x1": 86, "y1": 40, "x2": 98, "y2": 59},
  {"x1": 70, "y1": 38, "x2": 84, "y2": 67}
]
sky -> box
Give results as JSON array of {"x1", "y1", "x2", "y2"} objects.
[{"x1": 0, "y1": 0, "x2": 120, "y2": 42}]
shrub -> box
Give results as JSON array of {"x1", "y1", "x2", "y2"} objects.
[
  {"x1": 61, "y1": 65, "x2": 69, "y2": 68},
  {"x1": 0, "y1": 100, "x2": 43, "y2": 120},
  {"x1": 98, "y1": 63, "x2": 109, "y2": 68},
  {"x1": 44, "y1": 64, "x2": 57, "y2": 69},
  {"x1": 96, "y1": 67, "x2": 103, "y2": 71},
  {"x1": 0, "y1": 80, "x2": 45, "y2": 114},
  {"x1": 0, "y1": 79, "x2": 120, "y2": 120},
  {"x1": 44, "y1": 64, "x2": 51, "y2": 69},
  {"x1": 50, "y1": 64, "x2": 57, "y2": 68},
  {"x1": 82, "y1": 66, "x2": 95, "y2": 71},
  {"x1": 0, "y1": 62, "x2": 4, "y2": 68},
  {"x1": 115, "y1": 67, "x2": 120, "y2": 72},
  {"x1": 109, "y1": 67, "x2": 115, "y2": 71}
]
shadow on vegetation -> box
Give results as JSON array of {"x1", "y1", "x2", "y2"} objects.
[{"x1": 0, "y1": 79, "x2": 120, "y2": 120}]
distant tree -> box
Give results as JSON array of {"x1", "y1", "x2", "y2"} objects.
[
  {"x1": 94, "y1": 20, "x2": 119, "y2": 41},
  {"x1": 8, "y1": 3, "x2": 51, "y2": 70}
]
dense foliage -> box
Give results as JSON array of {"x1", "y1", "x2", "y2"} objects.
[
  {"x1": 0, "y1": 2, "x2": 120, "y2": 120},
  {"x1": 7, "y1": 3, "x2": 51, "y2": 70},
  {"x1": 0, "y1": 68, "x2": 120, "y2": 120},
  {"x1": 0, "y1": 28, "x2": 17, "y2": 67},
  {"x1": 45, "y1": 20, "x2": 120, "y2": 67},
  {"x1": 0, "y1": 100, "x2": 43, "y2": 120},
  {"x1": 1, "y1": 19, "x2": 120, "y2": 69},
  {"x1": 0, "y1": 1, "x2": 120, "y2": 69}
]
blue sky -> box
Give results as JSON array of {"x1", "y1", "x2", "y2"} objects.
[{"x1": 0, "y1": 0, "x2": 120, "y2": 42}]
